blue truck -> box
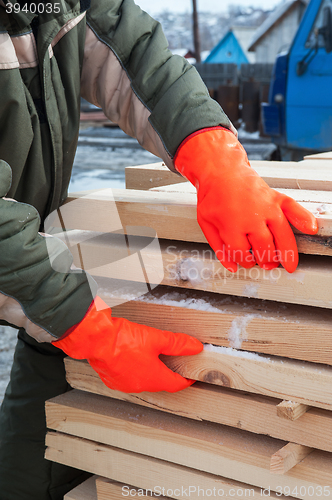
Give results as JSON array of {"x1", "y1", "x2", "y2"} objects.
[{"x1": 262, "y1": 0, "x2": 332, "y2": 160}]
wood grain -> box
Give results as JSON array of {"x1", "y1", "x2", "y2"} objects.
[
  {"x1": 58, "y1": 231, "x2": 332, "y2": 310},
  {"x1": 96, "y1": 478, "x2": 170, "y2": 500},
  {"x1": 64, "y1": 359, "x2": 332, "y2": 453},
  {"x1": 56, "y1": 188, "x2": 332, "y2": 258},
  {"x1": 270, "y1": 444, "x2": 313, "y2": 474},
  {"x1": 276, "y1": 401, "x2": 310, "y2": 421},
  {"x1": 64, "y1": 477, "x2": 97, "y2": 500},
  {"x1": 46, "y1": 432, "x2": 288, "y2": 500},
  {"x1": 161, "y1": 349, "x2": 332, "y2": 410},
  {"x1": 45, "y1": 391, "x2": 332, "y2": 500},
  {"x1": 106, "y1": 287, "x2": 332, "y2": 365},
  {"x1": 125, "y1": 160, "x2": 332, "y2": 191},
  {"x1": 125, "y1": 163, "x2": 186, "y2": 190}
]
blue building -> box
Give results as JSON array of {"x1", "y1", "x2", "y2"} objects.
[{"x1": 204, "y1": 26, "x2": 256, "y2": 66}]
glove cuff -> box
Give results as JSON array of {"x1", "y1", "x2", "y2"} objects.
[
  {"x1": 52, "y1": 296, "x2": 112, "y2": 359},
  {"x1": 174, "y1": 127, "x2": 244, "y2": 187}
]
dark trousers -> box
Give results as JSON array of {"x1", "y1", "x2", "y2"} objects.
[{"x1": 0, "y1": 329, "x2": 90, "y2": 500}]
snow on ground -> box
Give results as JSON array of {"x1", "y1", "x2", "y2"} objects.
[
  {"x1": 69, "y1": 143, "x2": 159, "y2": 192},
  {"x1": 238, "y1": 128, "x2": 261, "y2": 140},
  {"x1": 69, "y1": 167, "x2": 126, "y2": 191}
]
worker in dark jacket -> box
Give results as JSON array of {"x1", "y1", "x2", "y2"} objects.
[{"x1": 0, "y1": 0, "x2": 318, "y2": 498}]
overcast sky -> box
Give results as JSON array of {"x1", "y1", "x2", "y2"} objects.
[{"x1": 136, "y1": 0, "x2": 282, "y2": 15}]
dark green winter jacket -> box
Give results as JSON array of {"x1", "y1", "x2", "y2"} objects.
[{"x1": 0, "y1": 0, "x2": 230, "y2": 341}]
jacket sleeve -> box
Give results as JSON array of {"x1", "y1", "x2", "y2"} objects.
[
  {"x1": 81, "y1": 0, "x2": 231, "y2": 172},
  {"x1": 0, "y1": 160, "x2": 96, "y2": 342}
]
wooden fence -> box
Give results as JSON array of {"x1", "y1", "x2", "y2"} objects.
[{"x1": 195, "y1": 63, "x2": 274, "y2": 132}]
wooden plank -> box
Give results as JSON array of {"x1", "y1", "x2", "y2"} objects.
[
  {"x1": 151, "y1": 184, "x2": 332, "y2": 204},
  {"x1": 45, "y1": 392, "x2": 332, "y2": 499},
  {"x1": 270, "y1": 444, "x2": 313, "y2": 475},
  {"x1": 62, "y1": 188, "x2": 332, "y2": 236},
  {"x1": 253, "y1": 161, "x2": 332, "y2": 191},
  {"x1": 295, "y1": 234, "x2": 332, "y2": 256},
  {"x1": 151, "y1": 172, "x2": 332, "y2": 194},
  {"x1": 59, "y1": 189, "x2": 332, "y2": 257},
  {"x1": 151, "y1": 182, "x2": 332, "y2": 201},
  {"x1": 59, "y1": 231, "x2": 332, "y2": 310},
  {"x1": 125, "y1": 163, "x2": 186, "y2": 190},
  {"x1": 277, "y1": 401, "x2": 310, "y2": 421},
  {"x1": 150, "y1": 182, "x2": 195, "y2": 193},
  {"x1": 161, "y1": 348, "x2": 332, "y2": 410},
  {"x1": 96, "y1": 479, "x2": 124, "y2": 500},
  {"x1": 269, "y1": 172, "x2": 332, "y2": 191},
  {"x1": 153, "y1": 242, "x2": 332, "y2": 309},
  {"x1": 125, "y1": 160, "x2": 332, "y2": 191},
  {"x1": 64, "y1": 477, "x2": 97, "y2": 500},
  {"x1": 64, "y1": 359, "x2": 332, "y2": 453},
  {"x1": 303, "y1": 152, "x2": 332, "y2": 160},
  {"x1": 96, "y1": 478, "x2": 172, "y2": 500},
  {"x1": 106, "y1": 287, "x2": 332, "y2": 365},
  {"x1": 46, "y1": 432, "x2": 288, "y2": 500}
]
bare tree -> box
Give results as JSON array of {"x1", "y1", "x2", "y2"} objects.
[{"x1": 192, "y1": 0, "x2": 201, "y2": 63}]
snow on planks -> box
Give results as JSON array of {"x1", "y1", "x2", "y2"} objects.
[
  {"x1": 106, "y1": 287, "x2": 332, "y2": 365},
  {"x1": 63, "y1": 341, "x2": 332, "y2": 411},
  {"x1": 56, "y1": 230, "x2": 332, "y2": 310},
  {"x1": 52, "y1": 155, "x2": 332, "y2": 500}
]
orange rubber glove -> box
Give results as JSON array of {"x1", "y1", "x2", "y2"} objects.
[
  {"x1": 174, "y1": 127, "x2": 318, "y2": 273},
  {"x1": 52, "y1": 296, "x2": 203, "y2": 393}
]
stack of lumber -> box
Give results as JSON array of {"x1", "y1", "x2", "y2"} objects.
[{"x1": 45, "y1": 151, "x2": 332, "y2": 500}]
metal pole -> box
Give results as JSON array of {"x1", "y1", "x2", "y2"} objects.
[{"x1": 192, "y1": 0, "x2": 201, "y2": 63}]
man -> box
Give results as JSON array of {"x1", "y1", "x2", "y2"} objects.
[{"x1": 0, "y1": 0, "x2": 318, "y2": 498}]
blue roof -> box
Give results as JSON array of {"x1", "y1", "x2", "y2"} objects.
[{"x1": 204, "y1": 31, "x2": 250, "y2": 66}]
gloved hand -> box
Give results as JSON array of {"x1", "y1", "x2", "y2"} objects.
[
  {"x1": 52, "y1": 296, "x2": 203, "y2": 393},
  {"x1": 174, "y1": 127, "x2": 318, "y2": 273}
]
